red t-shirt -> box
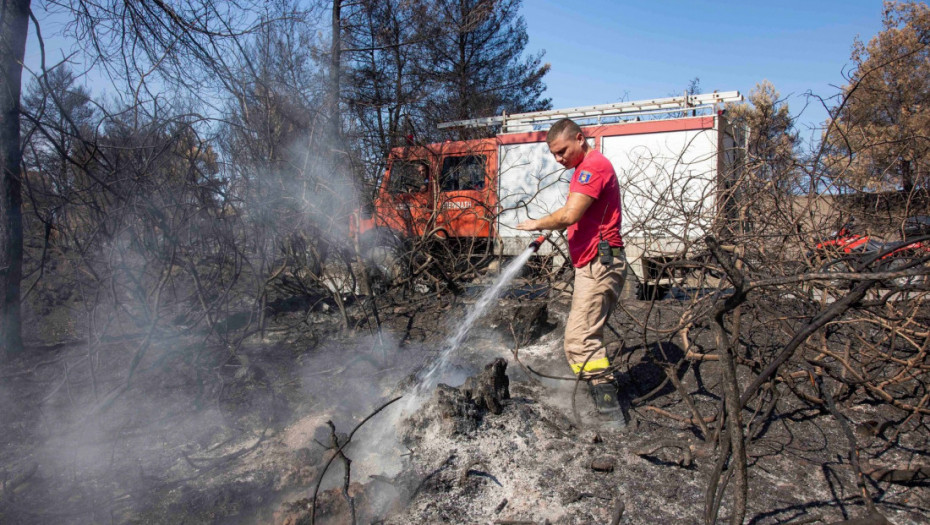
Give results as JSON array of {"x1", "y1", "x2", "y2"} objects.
[{"x1": 566, "y1": 149, "x2": 623, "y2": 267}]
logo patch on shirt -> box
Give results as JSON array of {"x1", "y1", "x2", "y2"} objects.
[{"x1": 577, "y1": 170, "x2": 592, "y2": 184}]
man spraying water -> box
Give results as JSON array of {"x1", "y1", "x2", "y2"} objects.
[{"x1": 515, "y1": 118, "x2": 627, "y2": 416}]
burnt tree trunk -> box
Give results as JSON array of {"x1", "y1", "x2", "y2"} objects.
[
  {"x1": 0, "y1": 0, "x2": 30, "y2": 358},
  {"x1": 327, "y1": 0, "x2": 341, "y2": 142}
]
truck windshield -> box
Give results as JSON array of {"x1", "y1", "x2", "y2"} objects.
[
  {"x1": 387, "y1": 161, "x2": 429, "y2": 193},
  {"x1": 440, "y1": 155, "x2": 486, "y2": 192}
]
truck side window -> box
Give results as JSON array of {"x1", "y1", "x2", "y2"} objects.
[
  {"x1": 387, "y1": 161, "x2": 429, "y2": 193},
  {"x1": 440, "y1": 155, "x2": 486, "y2": 192}
]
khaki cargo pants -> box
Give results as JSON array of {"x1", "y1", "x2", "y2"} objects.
[{"x1": 564, "y1": 250, "x2": 627, "y2": 384}]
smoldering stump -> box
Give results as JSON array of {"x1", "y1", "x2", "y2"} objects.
[{"x1": 431, "y1": 358, "x2": 510, "y2": 434}]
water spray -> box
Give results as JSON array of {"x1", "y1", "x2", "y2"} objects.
[{"x1": 411, "y1": 231, "x2": 553, "y2": 397}]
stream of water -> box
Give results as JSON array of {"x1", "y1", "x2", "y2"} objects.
[
  {"x1": 412, "y1": 244, "x2": 538, "y2": 396},
  {"x1": 350, "y1": 242, "x2": 542, "y2": 481}
]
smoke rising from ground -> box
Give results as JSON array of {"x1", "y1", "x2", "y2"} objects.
[{"x1": 3, "y1": 99, "x2": 558, "y2": 522}]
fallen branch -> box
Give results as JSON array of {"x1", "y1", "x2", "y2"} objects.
[
  {"x1": 829, "y1": 509, "x2": 893, "y2": 524},
  {"x1": 610, "y1": 500, "x2": 625, "y2": 525},
  {"x1": 459, "y1": 457, "x2": 493, "y2": 486},
  {"x1": 860, "y1": 460, "x2": 930, "y2": 484},
  {"x1": 641, "y1": 405, "x2": 717, "y2": 426},
  {"x1": 180, "y1": 428, "x2": 268, "y2": 471},
  {"x1": 665, "y1": 363, "x2": 710, "y2": 438},
  {"x1": 739, "y1": 276, "x2": 878, "y2": 409},
  {"x1": 634, "y1": 439, "x2": 696, "y2": 467},
  {"x1": 327, "y1": 421, "x2": 355, "y2": 525},
  {"x1": 815, "y1": 375, "x2": 875, "y2": 514},
  {"x1": 310, "y1": 396, "x2": 402, "y2": 525}
]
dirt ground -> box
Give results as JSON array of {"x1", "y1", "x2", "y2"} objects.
[{"x1": 1, "y1": 278, "x2": 928, "y2": 524}]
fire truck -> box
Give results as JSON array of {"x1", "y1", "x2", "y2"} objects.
[{"x1": 351, "y1": 91, "x2": 746, "y2": 297}]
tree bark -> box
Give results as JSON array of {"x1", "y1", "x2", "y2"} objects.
[
  {"x1": 328, "y1": 0, "x2": 341, "y2": 140},
  {"x1": 0, "y1": 0, "x2": 30, "y2": 358}
]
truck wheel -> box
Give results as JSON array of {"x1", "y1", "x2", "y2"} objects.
[
  {"x1": 320, "y1": 255, "x2": 358, "y2": 295},
  {"x1": 878, "y1": 256, "x2": 925, "y2": 296},
  {"x1": 366, "y1": 244, "x2": 402, "y2": 280},
  {"x1": 815, "y1": 256, "x2": 860, "y2": 302},
  {"x1": 360, "y1": 232, "x2": 407, "y2": 291},
  {"x1": 638, "y1": 282, "x2": 670, "y2": 301}
]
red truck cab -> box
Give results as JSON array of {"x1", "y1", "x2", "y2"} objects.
[{"x1": 352, "y1": 139, "x2": 500, "y2": 247}]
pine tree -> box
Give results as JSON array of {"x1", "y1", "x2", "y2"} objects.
[
  {"x1": 420, "y1": 0, "x2": 551, "y2": 135},
  {"x1": 827, "y1": 1, "x2": 930, "y2": 193}
]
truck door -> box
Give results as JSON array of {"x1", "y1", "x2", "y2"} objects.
[
  {"x1": 378, "y1": 159, "x2": 432, "y2": 237},
  {"x1": 436, "y1": 152, "x2": 496, "y2": 238}
]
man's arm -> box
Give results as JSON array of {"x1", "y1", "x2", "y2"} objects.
[{"x1": 515, "y1": 192, "x2": 595, "y2": 231}]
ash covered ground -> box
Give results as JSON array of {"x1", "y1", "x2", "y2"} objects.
[{"x1": 1, "y1": 279, "x2": 928, "y2": 524}]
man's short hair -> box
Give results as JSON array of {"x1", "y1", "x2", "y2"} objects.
[{"x1": 547, "y1": 118, "x2": 583, "y2": 143}]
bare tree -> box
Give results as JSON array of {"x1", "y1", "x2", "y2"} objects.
[
  {"x1": 0, "y1": 0, "x2": 30, "y2": 357},
  {"x1": 616, "y1": 73, "x2": 929, "y2": 523},
  {"x1": 343, "y1": 0, "x2": 434, "y2": 182},
  {"x1": 0, "y1": 0, "x2": 270, "y2": 360}
]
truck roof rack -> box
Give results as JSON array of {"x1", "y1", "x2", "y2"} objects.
[{"x1": 437, "y1": 91, "x2": 743, "y2": 133}]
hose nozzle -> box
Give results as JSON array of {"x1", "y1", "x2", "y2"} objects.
[{"x1": 528, "y1": 232, "x2": 549, "y2": 252}]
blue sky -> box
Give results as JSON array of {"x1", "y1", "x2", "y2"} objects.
[
  {"x1": 522, "y1": 0, "x2": 886, "y2": 135},
  {"x1": 24, "y1": 0, "x2": 886, "y2": 137}
]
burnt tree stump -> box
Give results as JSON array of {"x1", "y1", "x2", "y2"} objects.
[
  {"x1": 460, "y1": 358, "x2": 510, "y2": 415},
  {"x1": 431, "y1": 358, "x2": 511, "y2": 434}
]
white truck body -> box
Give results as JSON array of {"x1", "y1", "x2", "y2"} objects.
[{"x1": 493, "y1": 113, "x2": 743, "y2": 282}]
